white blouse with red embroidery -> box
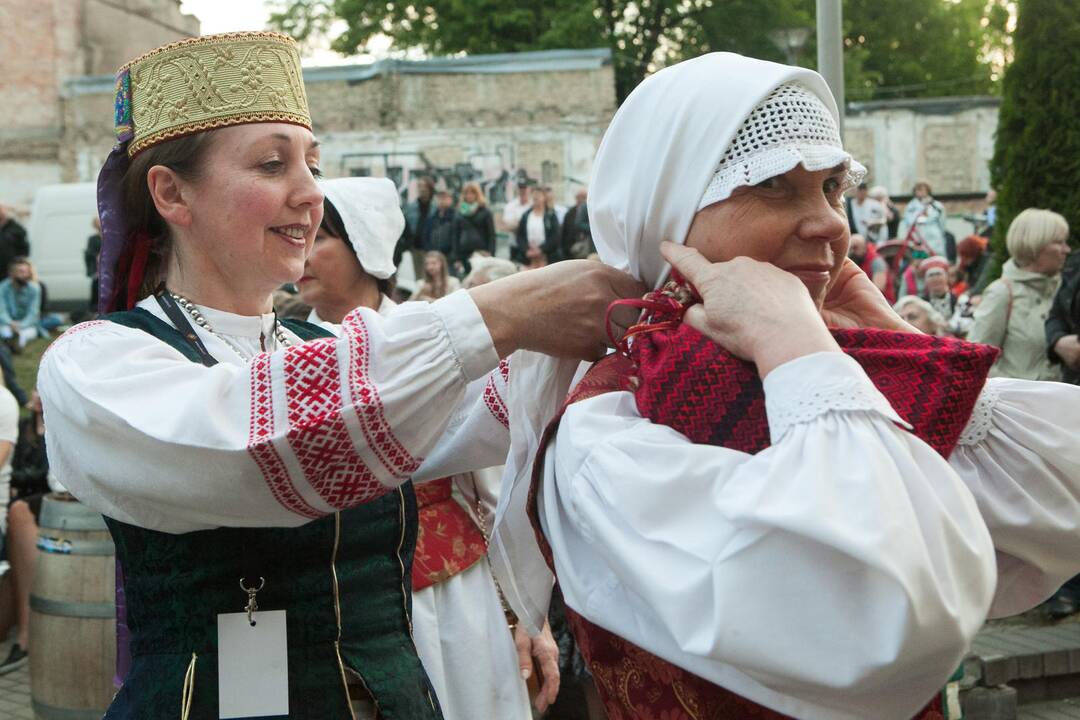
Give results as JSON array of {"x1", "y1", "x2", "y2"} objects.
[{"x1": 38, "y1": 290, "x2": 510, "y2": 533}]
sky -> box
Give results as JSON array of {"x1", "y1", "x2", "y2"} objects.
[{"x1": 178, "y1": 0, "x2": 371, "y2": 65}]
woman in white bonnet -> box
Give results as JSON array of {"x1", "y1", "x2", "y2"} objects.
[
  {"x1": 502, "y1": 52, "x2": 1080, "y2": 720},
  {"x1": 298, "y1": 177, "x2": 555, "y2": 720}
]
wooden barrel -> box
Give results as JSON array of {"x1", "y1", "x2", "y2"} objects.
[{"x1": 29, "y1": 494, "x2": 116, "y2": 720}]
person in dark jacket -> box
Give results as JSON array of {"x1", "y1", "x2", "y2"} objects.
[
  {"x1": 452, "y1": 182, "x2": 495, "y2": 276},
  {"x1": 560, "y1": 189, "x2": 594, "y2": 260},
  {"x1": 428, "y1": 190, "x2": 458, "y2": 258},
  {"x1": 0, "y1": 206, "x2": 28, "y2": 282},
  {"x1": 514, "y1": 190, "x2": 560, "y2": 267},
  {"x1": 86, "y1": 216, "x2": 102, "y2": 312},
  {"x1": 1047, "y1": 250, "x2": 1080, "y2": 385}
]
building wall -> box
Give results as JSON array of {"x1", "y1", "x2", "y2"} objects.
[
  {"x1": 60, "y1": 53, "x2": 618, "y2": 208},
  {"x1": 846, "y1": 97, "x2": 1001, "y2": 197},
  {"x1": 0, "y1": 0, "x2": 197, "y2": 210}
]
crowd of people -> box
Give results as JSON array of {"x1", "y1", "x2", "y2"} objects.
[
  {"x1": 1, "y1": 29, "x2": 1080, "y2": 720},
  {"x1": 397, "y1": 176, "x2": 594, "y2": 291}
]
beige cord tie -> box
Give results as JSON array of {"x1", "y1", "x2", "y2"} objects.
[{"x1": 180, "y1": 652, "x2": 197, "y2": 720}]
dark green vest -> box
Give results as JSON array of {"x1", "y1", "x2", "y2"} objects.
[{"x1": 103, "y1": 308, "x2": 442, "y2": 720}]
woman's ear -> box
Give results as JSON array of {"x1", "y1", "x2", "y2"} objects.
[{"x1": 146, "y1": 165, "x2": 193, "y2": 229}]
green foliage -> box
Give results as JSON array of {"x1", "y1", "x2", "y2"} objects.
[
  {"x1": 986, "y1": 0, "x2": 1080, "y2": 283},
  {"x1": 268, "y1": 0, "x2": 1010, "y2": 102}
]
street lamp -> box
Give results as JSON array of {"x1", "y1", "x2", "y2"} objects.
[{"x1": 769, "y1": 27, "x2": 812, "y2": 65}]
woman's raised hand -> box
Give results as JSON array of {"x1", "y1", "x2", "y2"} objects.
[
  {"x1": 661, "y1": 242, "x2": 840, "y2": 378},
  {"x1": 470, "y1": 260, "x2": 646, "y2": 360},
  {"x1": 821, "y1": 258, "x2": 918, "y2": 332}
]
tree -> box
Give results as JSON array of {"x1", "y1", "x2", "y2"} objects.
[
  {"x1": 691, "y1": 0, "x2": 1010, "y2": 101},
  {"x1": 985, "y1": 0, "x2": 1080, "y2": 283},
  {"x1": 269, "y1": 0, "x2": 1010, "y2": 102},
  {"x1": 269, "y1": 0, "x2": 710, "y2": 102}
]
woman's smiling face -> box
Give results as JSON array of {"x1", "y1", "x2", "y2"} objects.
[
  {"x1": 176, "y1": 123, "x2": 324, "y2": 296},
  {"x1": 684, "y1": 163, "x2": 851, "y2": 308}
]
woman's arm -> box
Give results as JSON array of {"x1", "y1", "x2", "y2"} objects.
[
  {"x1": 541, "y1": 354, "x2": 996, "y2": 720},
  {"x1": 41, "y1": 265, "x2": 644, "y2": 533},
  {"x1": 950, "y1": 378, "x2": 1080, "y2": 617},
  {"x1": 40, "y1": 293, "x2": 499, "y2": 532}
]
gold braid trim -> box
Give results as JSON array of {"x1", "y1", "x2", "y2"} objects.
[
  {"x1": 121, "y1": 30, "x2": 311, "y2": 157},
  {"x1": 118, "y1": 31, "x2": 299, "y2": 74},
  {"x1": 128, "y1": 112, "x2": 311, "y2": 157}
]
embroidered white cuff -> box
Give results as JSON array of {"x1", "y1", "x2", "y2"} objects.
[
  {"x1": 432, "y1": 289, "x2": 500, "y2": 382},
  {"x1": 763, "y1": 352, "x2": 911, "y2": 443},
  {"x1": 957, "y1": 381, "x2": 999, "y2": 446}
]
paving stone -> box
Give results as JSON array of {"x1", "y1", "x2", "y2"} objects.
[
  {"x1": 1019, "y1": 698, "x2": 1080, "y2": 719},
  {"x1": 964, "y1": 685, "x2": 1018, "y2": 720}
]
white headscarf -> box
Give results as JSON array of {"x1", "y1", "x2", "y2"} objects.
[
  {"x1": 490, "y1": 53, "x2": 864, "y2": 635},
  {"x1": 319, "y1": 177, "x2": 404, "y2": 280},
  {"x1": 590, "y1": 52, "x2": 860, "y2": 289}
]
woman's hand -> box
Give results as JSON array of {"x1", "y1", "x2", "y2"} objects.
[
  {"x1": 514, "y1": 620, "x2": 560, "y2": 712},
  {"x1": 470, "y1": 259, "x2": 646, "y2": 360},
  {"x1": 661, "y1": 242, "x2": 839, "y2": 378},
  {"x1": 1055, "y1": 335, "x2": 1080, "y2": 369},
  {"x1": 821, "y1": 258, "x2": 918, "y2": 332}
]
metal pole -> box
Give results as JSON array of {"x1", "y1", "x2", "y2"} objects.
[{"x1": 816, "y1": 0, "x2": 845, "y2": 135}]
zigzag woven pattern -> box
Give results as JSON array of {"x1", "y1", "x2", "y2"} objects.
[
  {"x1": 525, "y1": 322, "x2": 997, "y2": 719},
  {"x1": 632, "y1": 324, "x2": 999, "y2": 459}
]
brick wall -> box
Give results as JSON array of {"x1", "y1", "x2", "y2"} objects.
[{"x1": 0, "y1": 0, "x2": 197, "y2": 207}]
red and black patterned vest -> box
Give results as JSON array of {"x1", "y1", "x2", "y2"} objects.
[{"x1": 529, "y1": 322, "x2": 999, "y2": 720}]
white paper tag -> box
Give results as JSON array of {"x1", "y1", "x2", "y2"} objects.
[{"x1": 217, "y1": 610, "x2": 289, "y2": 718}]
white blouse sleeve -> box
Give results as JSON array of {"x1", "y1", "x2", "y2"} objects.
[
  {"x1": 414, "y1": 358, "x2": 511, "y2": 481},
  {"x1": 949, "y1": 378, "x2": 1080, "y2": 618},
  {"x1": 539, "y1": 352, "x2": 998, "y2": 720},
  {"x1": 39, "y1": 291, "x2": 499, "y2": 533}
]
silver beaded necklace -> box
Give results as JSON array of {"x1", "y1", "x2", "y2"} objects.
[{"x1": 170, "y1": 292, "x2": 292, "y2": 360}]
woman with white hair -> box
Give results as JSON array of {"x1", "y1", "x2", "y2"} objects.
[
  {"x1": 968, "y1": 208, "x2": 1070, "y2": 380},
  {"x1": 297, "y1": 177, "x2": 544, "y2": 720},
  {"x1": 894, "y1": 295, "x2": 949, "y2": 336},
  {"x1": 489, "y1": 53, "x2": 1080, "y2": 720}
]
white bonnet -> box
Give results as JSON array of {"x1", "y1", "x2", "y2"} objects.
[{"x1": 319, "y1": 177, "x2": 404, "y2": 280}]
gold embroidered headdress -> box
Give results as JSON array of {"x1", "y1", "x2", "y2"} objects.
[
  {"x1": 99, "y1": 31, "x2": 313, "y2": 314},
  {"x1": 114, "y1": 31, "x2": 311, "y2": 157}
]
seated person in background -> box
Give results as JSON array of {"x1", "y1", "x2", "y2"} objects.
[
  {"x1": 848, "y1": 233, "x2": 888, "y2": 296},
  {"x1": 464, "y1": 257, "x2": 519, "y2": 289},
  {"x1": 0, "y1": 383, "x2": 22, "y2": 674},
  {"x1": 919, "y1": 257, "x2": 960, "y2": 329},
  {"x1": 0, "y1": 258, "x2": 42, "y2": 350},
  {"x1": 894, "y1": 295, "x2": 950, "y2": 337},
  {"x1": 414, "y1": 251, "x2": 462, "y2": 302}
]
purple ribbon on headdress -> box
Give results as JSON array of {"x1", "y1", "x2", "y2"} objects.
[{"x1": 97, "y1": 69, "x2": 135, "y2": 315}]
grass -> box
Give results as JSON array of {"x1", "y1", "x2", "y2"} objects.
[{"x1": 12, "y1": 337, "x2": 54, "y2": 409}]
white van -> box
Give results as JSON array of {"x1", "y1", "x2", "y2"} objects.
[{"x1": 28, "y1": 182, "x2": 97, "y2": 311}]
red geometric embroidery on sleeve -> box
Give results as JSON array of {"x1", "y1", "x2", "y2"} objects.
[
  {"x1": 483, "y1": 371, "x2": 510, "y2": 429},
  {"x1": 499, "y1": 357, "x2": 510, "y2": 383},
  {"x1": 41, "y1": 320, "x2": 108, "y2": 361},
  {"x1": 247, "y1": 353, "x2": 321, "y2": 519},
  {"x1": 342, "y1": 313, "x2": 422, "y2": 480},
  {"x1": 281, "y1": 339, "x2": 388, "y2": 509}
]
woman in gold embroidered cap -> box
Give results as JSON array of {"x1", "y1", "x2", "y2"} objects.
[{"x1": 37, "y1": 32, "x2": 642, "y2": 719}]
